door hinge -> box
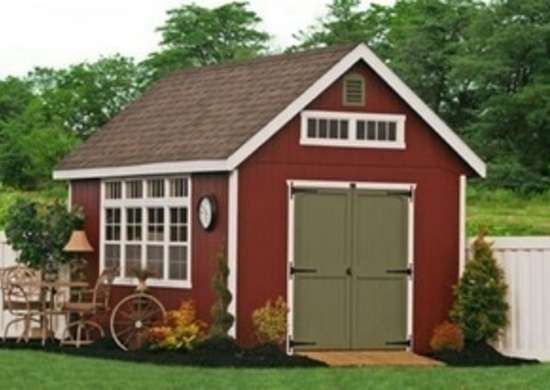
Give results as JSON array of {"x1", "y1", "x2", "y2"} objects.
[
  {"x1": 290, "y1": 266, "x2": 318, "y2": 275},
  {"x1": 290, "y1": 187, "x2": 319, "y2": 198},
  {"x1": 388, "y1": 189, "x2": 413, "y2": 198},
  {"x1": 289, "y1": 337, "x2": 317, "y2": 348},
  {"x1": 386, "y1": 268, "x2": 412, "y2": 276},
  {"x1": 386, "y1": 339, "x2": 411, "y2": 347}
]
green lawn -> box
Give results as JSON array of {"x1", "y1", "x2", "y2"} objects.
[
  {"x1": 0, "y1": 350, "x2": 547, "y2": 389},
  {"x1": 467, "y1": 186, "x2": 550, "y2": 236}
]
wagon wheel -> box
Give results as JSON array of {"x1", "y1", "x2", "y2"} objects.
[{"x1": 110, "y1": 293, "x2": 166, "y2": 351}]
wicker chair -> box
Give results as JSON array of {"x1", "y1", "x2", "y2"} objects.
[
  {"x1": 1, "y1": 266, "x2": 44, "y2": 342},
  {"x1": 60, "y1": 268, "x2": 116, "y2": 347}
]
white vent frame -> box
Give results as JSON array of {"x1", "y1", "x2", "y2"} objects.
[{"x1": 300, "y1": 110, "x2": 406, "y2": 149}]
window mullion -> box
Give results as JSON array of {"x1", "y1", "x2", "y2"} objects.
[{"x1": 164, "y1": 205, "x2": 169, "y2": 281}]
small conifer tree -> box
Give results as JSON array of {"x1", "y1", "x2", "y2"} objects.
[
  {"x1": 450, "y1": 229, "x2": 509, "y2": 343},
  {"x1": 209, "y1": 245, "x2": 234, "y2": 338}
]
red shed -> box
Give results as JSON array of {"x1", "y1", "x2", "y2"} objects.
[{"x1": 54, "y1": 44, "x2": 485, "y2": 354}]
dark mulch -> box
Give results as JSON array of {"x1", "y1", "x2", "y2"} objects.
[
  {"x1": 433, "y1": 342, "x2": 539, "y2": 367},
  {"x1": 0, "y1": 337, "x2": 326, "y2": 368}
]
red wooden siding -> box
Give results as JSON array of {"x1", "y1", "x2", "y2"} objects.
[
  {"x1": 70, "y1": 173, "x2": 228, "y2": 327},
  {"x1": 236, "y1": 61, "x2": 471, "y2": 353}
]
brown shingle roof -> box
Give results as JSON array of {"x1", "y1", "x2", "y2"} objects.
[{"x1": 57, "y1": 44, "x2": 355, "y2": 170}]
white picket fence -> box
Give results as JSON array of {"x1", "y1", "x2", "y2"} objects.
[{"x1": 1, "y1": 233, "x2": 550, "y2": 359}]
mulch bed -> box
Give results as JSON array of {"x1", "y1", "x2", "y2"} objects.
[
  {"x1": 433, "y1": 342, "x2": 539, "y2": 367},
  {"x1": 0, "y1": 337, "x2": 326, "y2": 368}
]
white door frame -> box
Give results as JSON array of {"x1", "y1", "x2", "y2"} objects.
[{"x1": 286, "y1": 179, "x2": 416, "y2": 354}]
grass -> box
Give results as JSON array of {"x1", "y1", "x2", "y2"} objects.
[
  {"x1": 0, "y1": 349, "x2": 548, "y2": 389},
  {"x1": 467, "y1": 186, "x2": 550, "y2": 236}
]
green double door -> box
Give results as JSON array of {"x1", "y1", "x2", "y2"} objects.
[{"x1": 292, "y1": 187, "x2": 410, "y2": 350}]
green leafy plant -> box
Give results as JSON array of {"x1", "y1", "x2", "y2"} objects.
[
  {"x1": 4, "y1": 198, "x2": 83, "y2": 271},
  {"x1": 451, "y1": 230, "x2": 509, "y2": 343},
  {"x1": 208, "y1": 245, "x2": 234, "y2": 338},
  {"x1": 430, "y1": 321, "x2": 464, "y2": 353},
  {"x1": 252, "y1": 296, "x2": 288, "y2": 345},
  {"x1": 148, "y1": 301, "x2": 207, "y2": 350}
]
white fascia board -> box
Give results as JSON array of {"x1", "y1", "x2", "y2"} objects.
[
  {"x1": 227, "y1": 43, "x2": 486, "y2": 177},
  {"x1": 53, "y1": 159, "x2": 229, "y2": 180}
]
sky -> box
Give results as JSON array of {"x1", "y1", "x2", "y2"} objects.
[{"x1": 0, "y1": 0, "x2": 395, "y2": 78}]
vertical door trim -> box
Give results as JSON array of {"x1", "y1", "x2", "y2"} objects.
[{"x1": 286, "y1": 179, "x2": 416, "y2": 354}]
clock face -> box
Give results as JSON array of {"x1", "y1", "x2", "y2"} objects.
[{"x1": 198, "y1": 196, "x2": 216, "y2": 230}]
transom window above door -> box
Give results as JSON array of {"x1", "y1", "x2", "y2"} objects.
[
  {"x1": 102, "y1": 176, "x2": 191, "y2": 288},
  {"x1": 301, "y1": 110, "x2": 406, "y2": 149}
]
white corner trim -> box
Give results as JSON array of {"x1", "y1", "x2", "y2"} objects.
[
  {"x1": 227, "y1": 170, "x2": 239, "y2": 337},
  {"x1": 459, "y1": 175, "x2": 467, "y2": 276},
  {"x1": 53, "y1": 160, "x2": 228, "y2": 180},
  {"x1": 227, "y1": 43, "x2": 485, "y2": 177}
]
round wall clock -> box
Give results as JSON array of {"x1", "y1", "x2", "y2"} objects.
[{"x1": 198, "y1": 195, "x2": 217, "y2": 231}]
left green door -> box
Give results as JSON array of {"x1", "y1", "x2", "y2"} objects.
[{"x1": 293, "y1": 189, "x2": 351, "y2": 349}]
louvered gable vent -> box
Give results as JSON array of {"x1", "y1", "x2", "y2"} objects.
[{"x1": 343, "y1": 74, "x2": 365, "y2": 106}]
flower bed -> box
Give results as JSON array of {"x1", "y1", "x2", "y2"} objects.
[
  {"x1": 433, "y1": 342, "x2": 539, "y2": 367},
  {"x1": 0, "y1": 337, "x2": 325, "y2": 368}
]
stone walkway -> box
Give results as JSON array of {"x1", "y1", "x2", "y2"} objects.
[{"x1": 299, "y1": 351, "x2": 443, "y2": 367}]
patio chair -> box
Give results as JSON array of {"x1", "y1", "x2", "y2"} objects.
[
  {"x1": 1, "y1": 266, "x2": 44, "y2": 343},
  {"x1": 60, "y1": 268, "x2": 116, "y2": 347}
]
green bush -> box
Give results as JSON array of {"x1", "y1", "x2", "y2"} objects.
[
  {"x1": 4, "y1": 198, "x2": 83, "y2": 271},
  {"x1": 208, "y1": 246, "x2": 234, "y2": 338},
  {"x1": 450, "y1": 230, "x2": 509, "y2": 343}
]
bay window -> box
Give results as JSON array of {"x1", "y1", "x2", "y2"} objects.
[{"x1": 101, "y1": 176, "x2": 191, "y2": 288}]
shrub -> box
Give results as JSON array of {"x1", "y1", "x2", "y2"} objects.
[
  {"x1": 252, "y1": 296, "x2": 288, "y2": 345},
  {"x1": 148, "y1": 301, "x2": 207, "y2": 350},
  {"x1": 5, "y1": 198, "x2": 83, "y2": 271},
  {"x1": 450, "y1": 230, "x2": 509, "y2": 343},
  {"x1": 209, "y1": 246, "x2": 234, "y2": 338},
  {"x1": 430, "y1": 321, "x2": 464, "y2": 352}
]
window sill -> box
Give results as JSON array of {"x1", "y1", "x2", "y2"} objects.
[
  {"x1": 300, "y1": 139, "x2": 406, "y2": 149},
  {"x1": 112, "y1": 277, "x2": 192, "y2": 289}
]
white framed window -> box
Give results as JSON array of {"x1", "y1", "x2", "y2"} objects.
[
  {"x1": 100, "y1": 176, "x2": 192, "y2": 288},
  {"x1": 301, "y1": 110, "x2": 406, "y2": 149}
]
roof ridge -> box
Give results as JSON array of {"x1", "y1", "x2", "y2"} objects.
[{"x1": 165, "y1": 43, "x2": 358, "y2": 79}]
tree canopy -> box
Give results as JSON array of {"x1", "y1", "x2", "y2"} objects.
[{"x1": 0, "y1": 0, "x2": 548, "y2": 193}]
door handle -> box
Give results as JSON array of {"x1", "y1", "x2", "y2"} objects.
[{"x1": 346, "y1": 267, "x2": 352, "y2": 276}]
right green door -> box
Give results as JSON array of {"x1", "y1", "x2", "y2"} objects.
[
  {"x1": 292, "y1": 187, "x2": 410, "y2": 350},
  {"x1": 351, "y1": 190, "x2": 409, "y2": 349}
]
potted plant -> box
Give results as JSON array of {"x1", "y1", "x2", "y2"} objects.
[{"x1": 132, "y1": 267, "x2": 155, "y2": 292}]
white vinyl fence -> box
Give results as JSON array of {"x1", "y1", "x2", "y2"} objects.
[
  {"x1": 488, "y1": 237, "x2": 550, "y2": 361},
  {"x1": 0, "y1": 232, "x2": 22, "y2": 338}
]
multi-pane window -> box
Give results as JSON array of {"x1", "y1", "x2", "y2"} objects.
[
  {"x1": 302, "y1": 110, "x2": 405, "y2": 149},
  {"x1": 102, "y1": 177, "x2": 191, "y2": 287}
]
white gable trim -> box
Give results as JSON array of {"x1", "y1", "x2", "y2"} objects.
[
  {"x1": 226, "y1": 43, "x2": 486, "y2": 177},
  {"x1": 54, "y1": 44, "x2": 485, "y2": 180}
]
